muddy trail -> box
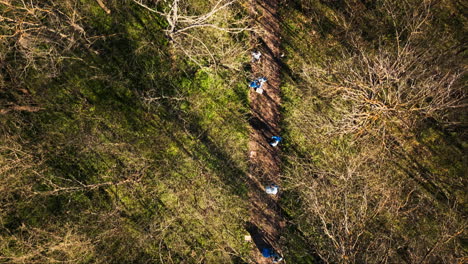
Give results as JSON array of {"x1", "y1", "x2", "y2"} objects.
[{"x1": 246, "y1": 0, "x2": 285, "y2": 263}]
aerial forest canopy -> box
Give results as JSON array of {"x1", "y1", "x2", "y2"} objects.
[{"x1": 0, "y1": 0, "x2": 466, "y2": 263}]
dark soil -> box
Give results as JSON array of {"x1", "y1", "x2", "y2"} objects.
[{"x1": 247, "y1": 0, "x2": 285, "y2": 263}]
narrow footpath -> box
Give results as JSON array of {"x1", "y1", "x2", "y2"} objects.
[{"x1": 247, "y1": 0, "x2": 285, "y2": 263}]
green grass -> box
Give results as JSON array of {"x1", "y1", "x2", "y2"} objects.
[
  {"x1": 0, "y1": 1, "x2": 252, "y2": 263},
  {"x1": 278, "y1": 0, "x2": 466, "y2": 263}
]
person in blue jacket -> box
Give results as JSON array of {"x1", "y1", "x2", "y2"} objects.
[
  {"x1": 269, "y1": 136, "x2": 282, "y2": 147},
  {"x1": 249, "y1": 80, "x2": 260, "y2": 89},
  {"x1": 249, "y1": 77, "x2": 267, "y2": 94},
  {"x1": 262, "y1": 248, "x2": 283, "y2": 262}
]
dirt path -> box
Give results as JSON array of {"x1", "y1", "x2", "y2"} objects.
[{"x1": 247, "y1": 0, "x2": 284, "y2": 263}]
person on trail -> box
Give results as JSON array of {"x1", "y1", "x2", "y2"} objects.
[
  {"x1": 249, "y1": 77, "x2": 267, "y2": 94},
  {"x1": 272, "y1": 254, "x2": 283, "y2": 263},
  {"x1": 252, "y1": 51, "x2": 262, "y2": 61},
  {"x1": 269, "y1": 136, "x2": 282, "y2": 147},
  {"x1": 265, "y1": 184, "x2": 279, "y2": 195},
  {"x1": 258, "y1": 77, "x2": 267, "y2": 84},
  {"x1": 262, "y1": 248, "x2": 274, "y2": 258},
  {"x1": 262, "y1": 248, "x2": 283, "y2": 262},
  {"x1": 249, "y1": 80, "x2": 260, "y2": 89},
  {"x1": 249, "y1": 80, "x2": 263, "y2": 94}
]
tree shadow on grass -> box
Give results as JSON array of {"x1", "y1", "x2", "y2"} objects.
[
  {"x1": 246, "y1": 221, "x2": 274, "y2": 254},
  {"x1": 155, "y1": 103, "x2": 264, "y2": 197},
  {"x1": 392, "y1": 148, "x2": 466, "y2": 213}
]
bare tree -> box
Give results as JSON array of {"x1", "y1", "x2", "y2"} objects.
[
  {"x1": 0, "y1": 0, "x2": 96, "y2": 75},
  {"x1": 285, "y1": 145, "x2": 399, "y2": 263},
  {"x1": 0, "y1": 224, "x2": 95, "y2": 264},
  {"x1": 283, "y1": 0, "x2": 467, "y2": 263},
  {"x1": 131, "y1": 0, "x2": 251, "y2": 68},
  {"x1": 298, "y1": 0, "x2": 466, "y2": 147},
  {"x1": 132, "y1": 0, "x2": 249, "y2": 37}
]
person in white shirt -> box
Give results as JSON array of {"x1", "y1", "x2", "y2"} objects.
[
  {"x1": 265, "y1": 184, "x2": 279, "y2": 195},
  {"x1": 252, "y1": 51, "x2": 262, "y2": 62}
]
